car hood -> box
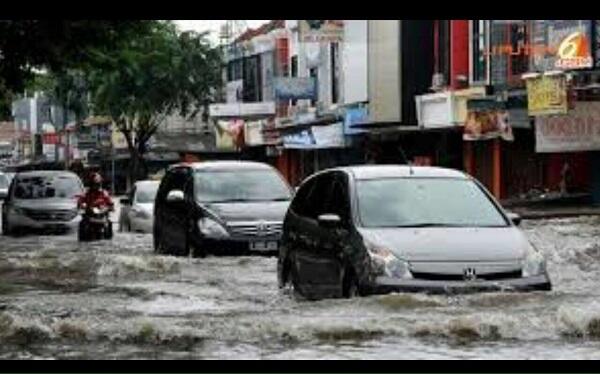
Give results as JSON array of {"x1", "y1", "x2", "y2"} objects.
[
  {"x1": 201, "y1": 201, "x2": 289, "y2": 223},
  {"x1": 13, "y1": 198, "x2": 78, "y2": 210},
  {"x1": 358, "y1": 227, "x2": 530, "y2": 262}
]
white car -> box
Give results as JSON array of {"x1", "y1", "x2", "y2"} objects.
[
  {"x1": 118, "y1": 180, "x2": 159, "y2": 233},
  {"x1": 0, "y1": 172, "x2": 9, "y2": 200},
  {"x1": 1, "y1": 170, "x2": 84, "y2": 235}
]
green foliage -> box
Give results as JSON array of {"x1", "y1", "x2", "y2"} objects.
[{"x1": 88, "y1": 21, "x2": 222, "y2": 143}]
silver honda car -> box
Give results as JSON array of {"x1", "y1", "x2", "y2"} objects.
[
  {"x1": 278, "y1": 165, "x2": 551, "y2": 299},
  {"x1": 1, "y1": 170, "x2": 84, "y2": 235}
]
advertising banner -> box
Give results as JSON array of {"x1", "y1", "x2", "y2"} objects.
[
  {"x1": 464, "y1": 99, "x2": 514, "y2": 141},
  {"x1": 215, "y1": 120, "x2": 244, "y2": 151},
  {"x1": 525, "y1": 74, "x2": 568, "y2": 116},
  {"x1": 536, "y1": 101, "x2": 600, "y2": 153},
  {"x1": 530, "y1": 20, "x2": 593, "y2": 71},
  {"x1": 274, "y1": 77, "x2": 317, "y2": 100},
  {"x1": 299, "y1": 20, "x2": 344, "y2": 43}
]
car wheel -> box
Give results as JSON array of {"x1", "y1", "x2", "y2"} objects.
[
  {"x1": 289, "y1": 257, "x2": 306, "y2": 298},
  {"x1": 342, "y1": 265, "x2": 360, "y2": 298},
  {"x1": 154, "y1": 228, "x2": 167, "y2": 255},
  {"x1": 78, "y1": 221, "x2": 87, "y2": 242},
  {"x1": 104, "y1": 222, "x2": 113, "y2": 239},
  {"x1": 180, "y1": 221, "x2": 192, "y2": 257},
  {"x1": 279, "y1": 255, "x2": 293, "y2": 289},
  {"x1": 1, "y1": 213, "x2": 10, "y2": 236}
]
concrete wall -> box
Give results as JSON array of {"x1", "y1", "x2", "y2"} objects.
[
  {"x1": 368, "y1": 20, "x2": 401, "y2": 123},
  {"x1": 343, "y1": 20, "x2": 368, "y2": 105}
]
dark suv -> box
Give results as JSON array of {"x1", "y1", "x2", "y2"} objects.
[{"x1": 153, "y1": 161, "x2": 293, "y2": 256}]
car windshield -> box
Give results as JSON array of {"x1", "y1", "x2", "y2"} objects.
[
  {"x1": 0, "y1": 174, "x2": 7, "y2": 189},
  {"x1": 356, "y1": 177, "x2": 508, "y2": 228},
  {"x1": 194, "y1": 170, "x2": 291, "y2": 203},
  {"x1": 136, "y1": 183, "x2": 159, "y2": 204},
  {"x1": 13, "y1": 175, "x2": 82, "y2": 200}
]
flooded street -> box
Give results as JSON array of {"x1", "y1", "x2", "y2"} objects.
[{"x1": 2, "y1": 211, "x2": 600, "y2": 359}]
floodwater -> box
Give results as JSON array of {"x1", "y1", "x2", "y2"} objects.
[{"x1": 2, "y1": 211, "x2": 600, "y2": 359}]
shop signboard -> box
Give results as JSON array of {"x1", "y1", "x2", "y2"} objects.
[
  {"x1": 464, "y1": 99, "x2": 514, "y2": 141},
  {"x1": 283, "y1": 123, "x2": 345, "y2": 149},
  {"x1": 299, "y1": 20, "x2": 344, "y2": 43},
  {"x1": 283, "y1": 128, "x2": 316, "y2": 149},
  {"x1": 311, "y1": 122, "x2": 345, "y2": 148},
  {"x1": 344, "y1": 107, "x2": 368, "y2": 135},
  {"x1": 529, "y1": 20, "x2": 593, "y2": 71},
  {"x1": 536, "y1": 101, "x2": 600, "y2": 153},
  {"x1": 274, "y1": 77, "x2": 317, "y2": 100},
  {"x1": 244, "y1": 120, "x2": 265, "y2": 146},
  {"x1": 209, "y1": 102, "x2": 276, "y2": 117},
  {"x1": 525, "y1": 74, "x2": 568, "y2": 116}
]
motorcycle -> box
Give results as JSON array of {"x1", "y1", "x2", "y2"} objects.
[{"x1": 78, "y1": 204, "x2": 113, "y2": 242}]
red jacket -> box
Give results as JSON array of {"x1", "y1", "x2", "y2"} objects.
[{"x1": 78, "y1": 189, "x2": 114, "y2": 210}]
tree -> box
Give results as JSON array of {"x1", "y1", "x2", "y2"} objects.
[
  {"x1": 87, "y1": 21, "x2": 222, "y2": 186},
  {"x1": 0, "y1": 21, "x2": 158, "y2": 120}
]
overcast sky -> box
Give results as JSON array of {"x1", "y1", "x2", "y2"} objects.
[{"x1": 174, "y1": 20, "x2": 269, "y2": 44}]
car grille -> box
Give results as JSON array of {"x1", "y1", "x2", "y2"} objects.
[
  {"x1": 226, "y1": 221, "x2": 283, "y2": 238},
  {"x1": 24, "y1": 209, "x2": 77, "y2": 222},
  {"x1": 411, "y1": 270, "x2": 522, "y2": 281}
]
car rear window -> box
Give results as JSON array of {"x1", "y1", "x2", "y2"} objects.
[{"x1": 13, "y1": 175, "x2": 82, "y2": 199}]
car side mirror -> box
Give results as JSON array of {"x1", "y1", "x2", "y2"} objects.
[
  {"x1": 120, "y1": 197, "x2": 131, "y2": 205},
  {"x1": 166, "y1": 190, "x2": 185, "y2": 203},
  {"x1": 507, "y1": 212, "x2": 522, "y2": 226},
  {"x1": 318, "y1": 214, "x2": 341, "y2": 229}
]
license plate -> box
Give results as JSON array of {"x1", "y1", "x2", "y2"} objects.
[{"x1": 250, "y1": 241, "x2": 278, "y2": 251}]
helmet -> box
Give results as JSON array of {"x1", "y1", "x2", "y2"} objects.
[{"x1": 89, "y1": 172, "x2": 102, "y2": 190}]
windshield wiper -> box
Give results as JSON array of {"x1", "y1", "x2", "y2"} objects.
[
  {"x1": 392, "y1": 223, "x2": 467, "y2": 228},
  {"x1": 205, "y1": 198, "x2": 249, "y2": 203}
]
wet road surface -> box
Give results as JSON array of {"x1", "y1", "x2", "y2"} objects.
[{"x1": 2, "y1": 211, "x2": 600, "y2": 359}]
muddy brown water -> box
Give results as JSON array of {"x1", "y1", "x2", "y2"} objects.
[{"x1": 2, "y1": 215, "x2": 600, "y2": 359}]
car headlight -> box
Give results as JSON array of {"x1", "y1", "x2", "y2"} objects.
[
  {"x1": 365, "y1": 241, "x2": 412, "y2": 279},
  {"x1": 522, "y1": 248, "x2": 546, "y2": 277},
  {"x1": 197, "y1": 217, "x2": 229, "y2": 238}
]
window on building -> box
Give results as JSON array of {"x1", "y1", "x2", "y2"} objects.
[
  {"x1": 436, "y1": 20, "x2": 451, "y2": 84},
  {"x1": 242, "y1": 55, "x2": 263, "y2": 102},
  {"x1": 309, "y1": 67, "x2": 318, "y2": 106},
  {"x1": 290, "y1": 55, "x2": 299, "y2": 105},
  {"x1": 490, "y1": 20, "x2": 529, "y2": 88},
  {"x1": 291, "y1": 55, "x2": 298, "y2": 77},
  {"x1": 331, "y1": 42, "x2": 340, "y2": 104},
  {"x1": 509, "y1": 21, "x2": 528, "y2": 84},
  {"x1": 471, "y1": 20, "x2": 489, "y2": 84}
]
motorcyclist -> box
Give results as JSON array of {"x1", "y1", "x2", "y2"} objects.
[{"x1": 78, "y1": 172, "x2": 114, "y2": 212}]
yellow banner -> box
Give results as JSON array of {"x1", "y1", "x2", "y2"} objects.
[{"x1": 526, "y1": 74, "x2": 568, "y2": 116}]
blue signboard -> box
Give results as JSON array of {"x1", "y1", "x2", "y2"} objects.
[
  {"x1": 344, "y1": 107, "x2": 368, "y2": 135},
  {"x1": 283, "y1": 129, "x2": 316, "y2": 149},
  {"x1": 274, "y1": 77, "x2": 317, "y2": 100}
]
